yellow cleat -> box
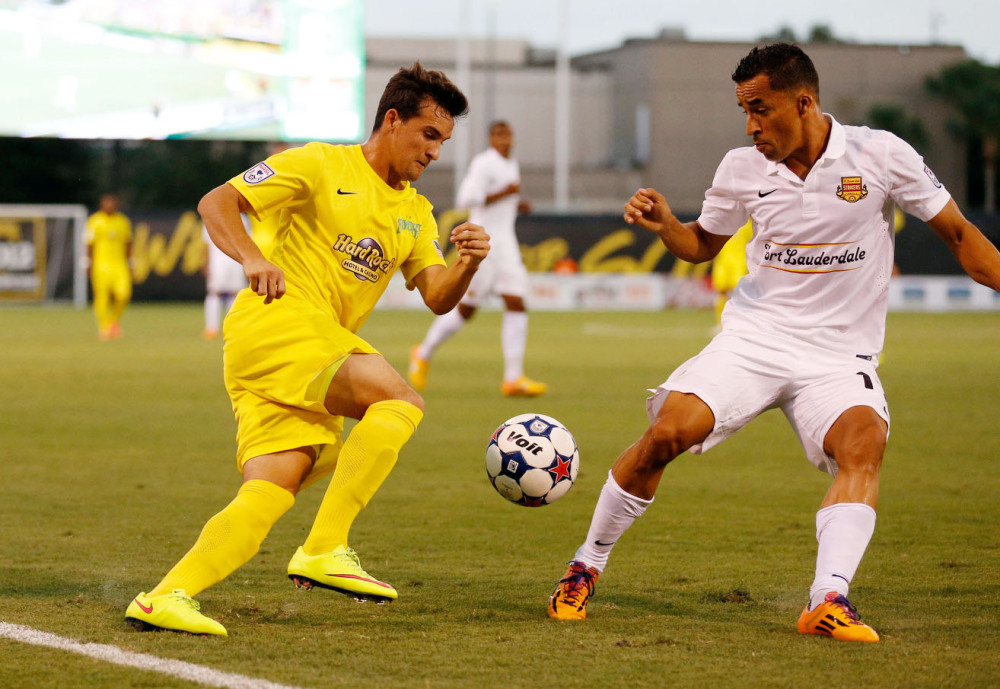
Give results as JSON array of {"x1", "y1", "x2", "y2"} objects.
[
  {"x1": 501, "y1": 375, "x2": 547, "y2": 397},
  {"x1": 125, "y1": 590, "x2": 227, "y2": 636},
  {"x1": 797, "y1": 592, "x2": 880, "y2": 642},
  {"x1": 288, "y1": 545, "x2": 398, "y2": 603},
  {"x1": 548, "y1": 561, "x2": 599, "y2": 620},
  {"x1": 408, "y1": 345, "x2": 430, "y2": 391}
]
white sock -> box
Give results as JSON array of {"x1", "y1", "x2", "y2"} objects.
[
  {"x1": 205, "y1": 293, "x2": 222, "y2": 331},
  {"x1": 809, "y1": 503, "x2": 876, "y2": 610},
  {"x1": 501, "y1": 310, "x2": 528, "y2": 381},
  {"x1": 419, "y1": 308, "x2": 466, "y2": 360},
  {"x1": 573, "y1": 471, "x2": 653, "y2": 573}
]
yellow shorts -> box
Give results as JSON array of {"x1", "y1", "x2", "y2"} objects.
[
  {"x1": 91, "y1": 261, "x2": 132, "y2": 299},
  {"x1": 222, "y1": 289, "x2": 378, "y2": 486}
]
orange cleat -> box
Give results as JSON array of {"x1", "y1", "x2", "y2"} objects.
[
  {"x1": 548, "y1": 561, "x2": 599, "y2": 620},
  {"x1": 797, "y1": 592, "x2": 879, "y2": 642},
  {"x1": 501, "y1": 375, "x2": 547, "y2": 397}
]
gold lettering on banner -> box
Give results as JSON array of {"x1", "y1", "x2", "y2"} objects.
[
  {"x1": 579, "y1": 229, "x2": 667, "y2": 273},
  {"x1": 520, "y1": 238, "x2": 569, "y2": 271},
  {"x1": 132, "y1": 211, "x2": 205, "y2": 283},
  {"x1": 435, "y1": 210, "x2": 672, "y2": 274}
]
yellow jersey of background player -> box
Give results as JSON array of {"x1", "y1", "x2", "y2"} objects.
[{"x1": 85, "y1": 193, "x2": 132, "y2": 339}]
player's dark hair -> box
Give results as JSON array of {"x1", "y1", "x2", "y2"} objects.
[
  {"x1": 489, "y1": 120, "x2": 510, "y2": 134},
  {"x1": 372, "y1": 62, "x2": 469, "y2": 132},
  {"x1": 732, "y1": 43, "x2": 820, "y2": 98}
]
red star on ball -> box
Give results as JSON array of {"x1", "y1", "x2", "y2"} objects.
[{"x1": 548, "y1": 456, "x2": 572, "y2": 482}]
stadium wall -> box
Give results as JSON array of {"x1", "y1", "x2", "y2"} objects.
[{"x1": 36, "y1": 208, "x2": 999, "y2": 312}]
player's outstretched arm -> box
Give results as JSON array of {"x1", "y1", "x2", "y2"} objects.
[
  {"x1": 199, "y1": 183, "x2": 285, "y2": 303},
  {"x1": 927, "y1": 199, "x2": 1000, "y2": 292},
  {"x1": 411, "y1": 222, "x2": 490, "y2": 314},
  {"x1": 625, "y1": 187, "x2": 728, "y2": 263}
]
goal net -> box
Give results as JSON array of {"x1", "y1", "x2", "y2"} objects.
[{"x1": 0, "y1": 204, "x2": 88, "y2": 307}]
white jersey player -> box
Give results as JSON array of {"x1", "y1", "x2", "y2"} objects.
[
  {"x1": 202, "y1": 214, "x2": 251, "y2": 338},
  {"x1": 409, "y1": 121, "x2": 546, "y2": 396},
  {"x1": 548, "y1": 43, "x2": 1000, "y2": 642}
]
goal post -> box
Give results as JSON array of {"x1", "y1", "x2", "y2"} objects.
[{"x1": 0, "y1": 204, "x2": 89, "y2": 308}]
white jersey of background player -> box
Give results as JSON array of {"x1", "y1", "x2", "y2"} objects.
[
  {"x1": 548, "y1": 43, "x2": 1000, "y2": 642},
  {"x1": 202, "y1": 214, "x2": 251, "y2": 339},
  {"x1": 409, "y1": 121, "x2": 547, "y2": 397}
]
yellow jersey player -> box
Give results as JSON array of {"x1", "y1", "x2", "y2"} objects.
[
  {"x1": 126, "y1": 63, "x2": 489, "y2": 636},
  {"x1": 710, "y1": 218, "x2": 752, "y2": 325},
  {"x1": 85, "y1": 194, "x2": 132, "y2": 339}
]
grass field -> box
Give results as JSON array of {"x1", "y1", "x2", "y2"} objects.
[{"x1": 1, "y1": 303, "x2": 999, "y2": 689}]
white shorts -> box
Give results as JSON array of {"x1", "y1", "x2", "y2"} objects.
[
  {"x1": 207, "y1": 247, "x2": 247, "y2": 294},
  {"x1": 461, "y1": 249, "x2": 528, "y2": 307},
  {"x1": 646, "y1": 329, "x2": 890, "y2": 475}
]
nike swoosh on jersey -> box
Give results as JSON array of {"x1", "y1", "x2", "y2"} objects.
[
  {"x1": 337, "y1": 188, "x2": 357, "y2": 195},
  {"x1": 758, "y1": 189, "x2": 778, "y2": 197}
]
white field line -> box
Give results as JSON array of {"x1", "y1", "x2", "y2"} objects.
[{"x1": 0, "y1": 622, "x2": 311, "y2": 689}]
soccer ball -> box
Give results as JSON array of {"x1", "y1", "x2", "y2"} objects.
[{"x1": 485, "y1": 413, "x2": 580, "y2": 506}]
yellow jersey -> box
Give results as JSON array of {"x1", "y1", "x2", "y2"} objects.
[
  {"x1": 85, "y1": 211, "x2": 131, "y2": 267},
  {"x1": 229, "y1": 143, "x2": 445, "y2": 332},
  {"x1": 249, "y1": 213, "x2": 280, "y2": 260},
  {"x1": 711, "y1": 219, "x2": 752, "y2": 292}
]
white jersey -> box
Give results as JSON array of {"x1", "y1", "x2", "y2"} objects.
[
  {"x1": 203, "y1": 215, "x2": 251, "y2": 294},
  {"x1": 698, "y1": 115, "x2": 950, "y2": 356},
  {"x1": 456, "y1": 146, "x2": 521, "y2": 261}
]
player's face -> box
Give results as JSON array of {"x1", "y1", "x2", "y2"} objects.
[
  {"x1": 387, "y1": 99, "x2": 455, "y2": 183},
  {"x1": 99, "y1": 195, "x2": 118, "y2": 214},
  {"x1": 736, "y1": 74, "x2": 806, "y2": 163},
  {"x1": 490, "y1": 124, "x2": 513, "y2": 157}
]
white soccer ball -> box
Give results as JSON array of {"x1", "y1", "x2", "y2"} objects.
[{"x1": 485, "y1": 413, "x2": 580, "y2": 507}]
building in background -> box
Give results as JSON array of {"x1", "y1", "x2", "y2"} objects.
[{"x1": 366, "y1": 34, "x2": 968, "y2": 213}]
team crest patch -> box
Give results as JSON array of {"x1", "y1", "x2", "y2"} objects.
[
  {"x1": 836, "y1": 176, "x2": 868, "y2": 203},
  {"x1": 924, "y1": 165, "x2": 942, "y2": 188},
  {"x1": 243, "y1": 162, "x2": 275, "y2": 184}
]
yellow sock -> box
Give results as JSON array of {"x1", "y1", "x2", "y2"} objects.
[
  {"x1": 303, "y1": 400, "x2": 423, "y2": 555},
  {"x1": 149, "y1": 480, "x2": 294, "y2": 597}
]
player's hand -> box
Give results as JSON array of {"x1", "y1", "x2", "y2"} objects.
[
  {"x1": 624, "y1": 187, "x2": 672, "y2": 232},
  {"x1": 450, "y1": 222, "x2": 490, "y2": 268},
  {"x1": 244, "y1": 255, "x2": 285, "y2": 304}
]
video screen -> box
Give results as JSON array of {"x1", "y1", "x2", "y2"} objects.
[{"x1": 0, "y1": 0, "x2": 364, "y2": 141}]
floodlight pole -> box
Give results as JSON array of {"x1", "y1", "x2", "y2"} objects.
[
  {"x1": 554, "y1": 0, "x2": 570, "y2": 212},
  {"x1": 453, "y1": 1, "x2": 472, "y2": 203}
]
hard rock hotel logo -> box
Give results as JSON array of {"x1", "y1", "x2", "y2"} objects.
[{"x1": 333, "y1": 234, "x2": 396, "y2": 282}]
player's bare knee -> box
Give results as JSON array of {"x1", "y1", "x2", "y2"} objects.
[
  {"x1": 833, "y1": 422, "x2": 886, "y2": 473},
  {"x1": 642, "y1": 418, "x2": 694, "y2": 467}
]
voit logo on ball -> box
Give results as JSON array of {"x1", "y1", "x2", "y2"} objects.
[{"x1": 333, "y1": 233, "x2": 396, "y2": 282}]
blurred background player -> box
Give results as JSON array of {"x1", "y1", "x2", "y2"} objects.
[
  {"x1": 202, "y1": 214, "x2": 251, "y2": 339},
  {"x1": 125, "y1": 63, "x2": 488, "y2": 637},
  {"x1": 710, "y1": 218, "x2": 752, "y2": 327},
  {"x1": 409, "y1": 121, "x2": 545, "y2": 397},
  {"x1": 85, "y1": 193, "x2": 132, "y2": 340}
]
